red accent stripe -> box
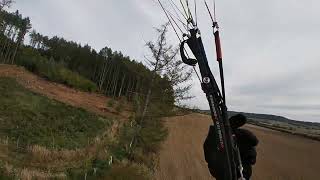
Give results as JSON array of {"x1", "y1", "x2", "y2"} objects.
[{"x1": 214, "y1": 31, "x2": 223, "y2": 61}]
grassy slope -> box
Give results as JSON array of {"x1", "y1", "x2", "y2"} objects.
[
  {"x1": 17, "y1": 49, "x2": 97, "y2": 92},
  {"x1": 0, "y1": 76, "x2": 150, "y2": 180},
  {"x1": 0, "y1": 77, "x2": 110, "y2": 149}
]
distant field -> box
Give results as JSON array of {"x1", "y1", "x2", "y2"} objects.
[
  {"x1": 198, "y1": 109, "x2": 320, "y2": 141},
  {"x1": 156, "y1": 113, "x2": 320, "y2": 180},
  {"x1": 248, "y1": 118, "x2": 320, "y2": 141}
]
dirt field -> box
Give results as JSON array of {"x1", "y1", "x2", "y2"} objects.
[
  {"x1": 156, "y1": 113, "x2": 320, "y2": 180},
  {"x1": 0, "y1": 64, "x2": 131, "y2": 119}
]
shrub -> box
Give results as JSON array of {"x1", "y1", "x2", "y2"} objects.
[
  {"x1": 16, "y1": 48, "x2": 97, "y2": 92},
  {"x1": 139, "y1": 117, "x2": 168, "y2": 153},
  {"x1": 104, "y1": 163, "x2": 149, "y2": 180},
  {"x1": 107, "y1": 99, "x2": 115, "y2": 107},
  {"x1": 116, "y1": 99, "x2": 126, "y2": 112},
  {"x1": 115, "y1": 103, "x2": 123, "y2": 112}
]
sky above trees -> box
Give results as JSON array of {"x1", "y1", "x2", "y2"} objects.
[{"x1": 10, "y1": 0, "x2": 320, "y2": 122}]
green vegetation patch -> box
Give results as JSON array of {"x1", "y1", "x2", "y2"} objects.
[
  {"x1": 17, "y1": 48, "x2": 97, "y2": 92},
  {"x1": 0, "y1": 77, "x2": 110, "y2": 149}
]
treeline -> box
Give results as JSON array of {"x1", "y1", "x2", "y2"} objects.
[
  {"x1": 0, "y1": 2, "x2": 177, "y2": 179},
  {"x1": 0, "y1": 10, "x2": 31, "y2": 64},
  {"x1": 27, "y1": 32, "x2": 174, "y2": 110},
  {"x1": 0, "y1": 6, "x2": 175, "y2": 115}
]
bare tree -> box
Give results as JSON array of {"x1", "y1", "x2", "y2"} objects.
[
  {"x1": 141, "y1": 23, "x2": 193, "y2": 120},
  {"x1": 0, "y1": 0, "x2": 14, "y2": 11},
  {"x1": 141, "y1": 23, "x2": 170, "y2": 121},
  {"x1": 129, "y1": 23, "x2": 193, "y2": 154},
  {"x1": 164, "y1": 57, "x2": 194, "y2": 102}
]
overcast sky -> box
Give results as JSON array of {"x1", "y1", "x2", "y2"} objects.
[{"x1": 10, "y1": 0, "x2": 320, "y2": 122}]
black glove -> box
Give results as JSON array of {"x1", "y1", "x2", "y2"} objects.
[{"x1": 203, "y1": 114, "x2": 259, "y2": 180}]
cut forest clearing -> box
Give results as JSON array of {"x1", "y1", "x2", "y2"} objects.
[
  {"x1": 0, "y1": 64, "x2": 133, "y2": 179},
  {"x1": 0, "y1": 64, "x2": 132, "y2": 120}
]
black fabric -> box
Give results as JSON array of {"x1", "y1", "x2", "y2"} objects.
[
  {"x1": 203, "y1": 125, "x2": 226, "y2": 179},
  {"x1": 204, "y1": 114, "x2": 258, "y2": 180},
  {"x1": 230, "y1": 114, "x2": 247, "y2": 130}
]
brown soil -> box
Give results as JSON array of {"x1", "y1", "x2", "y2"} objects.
[
  {"x1": 156, "y1": 113, "x2": 320, "y2": 180},
  {"x1": 0, "y1": 64, "x2": 131, "y2": 119}
]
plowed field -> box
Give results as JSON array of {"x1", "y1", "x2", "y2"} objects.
[{"x1": 156, "y1": 113, "x2": 320, "y2": 180}]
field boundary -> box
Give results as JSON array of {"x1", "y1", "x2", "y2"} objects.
[{"x1": 248, "y1": 122, "x2": 320, "y2": 141}]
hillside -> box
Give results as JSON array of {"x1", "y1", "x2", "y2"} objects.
[
  {"x1": 228, "y1": 111, "x2": 320, "y2": 127},
  {"x1": 0, "y1": 6, "x2": 178, "y2": 178},
  {"x1": 2, "y1": 1, "x2": 318, "y2": 179},
  {"x1": 0, "y1": 64, "x2": 132, "y2": 119},
  {"x1": 0, "y1": 64, "x2": 148, "y2": 179},
  {"x1": 156, "y1": 113, "x2": 320, "y2": 180}
]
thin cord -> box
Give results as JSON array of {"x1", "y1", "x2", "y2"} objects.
[
  {"x1": 165, "y1": 7, "x2": 185, "y2": 34},
  {"x1": 169, "y1": 0, "x2": 188, "y2": 21},
  {"x1": 165, "y1": 7, "x2": 188, "y2": 32},
  {"x1": 157, "y1": 0, "x2": 201, "y2": 84},
  {"x1": 185, "y1": 0, "x2": 196, "y2": 27},
  {"x1": 158, "y1": 0, "x2": 182, "y2": 42},
  {"x1": 204, "y1": 0, "x2": 215, "y2": 24},
  {"x1": 180, "y1": 0, "x2": 190, "y2": 20},
  {"x1": 193, "y1": 66, "x2": 202, "y2": 83},
  {"x1": 158, "y1": 0, "x2": 193, "y2": 63},
  {"x1": 194, "y1": 0, "x2": 198, "y2": 26},
  {"x1": 213, "y1": 0, "x2": 217, "y2": 22}
]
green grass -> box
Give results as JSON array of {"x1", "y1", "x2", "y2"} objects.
[
  {"x1": 0, "y1": 77, "x2": 110, "y2": 149},
  {"x1": 16, "y1": 48, "x2": 97, "y2": 92},
  {"x1": 107, "y1": 99, "x2": 115, "y2": 107}
]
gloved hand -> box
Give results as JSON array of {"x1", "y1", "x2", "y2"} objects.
[{"x1": 203, "y1": 114, "x2": 259, "y2": 180}]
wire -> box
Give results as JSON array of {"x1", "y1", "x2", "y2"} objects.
[
  {"x1": 165, "y1": 7, "x2": 188, "y2": 32},
  {"x1": 157, "y1": 0, "x2": 183, "y2": 42},
  {"x1": 180, "y1": 0, "x2": 190, "y2": 20},
  {"x1": 157, "y1": 0, "x2": 201, "y2": 84},
  {"x1": 194, "y1": 0, "x2": 198, "y2": 26},
  {"x1": 169, "y1": 0, "x2": 188, "y2": 22},
  {"x1": 165, "y1": 8, "x2": 186, "y2": 35},
  {"x1": 193, "y1": 66, "x2": 202, "y2": 83},
  {"x1": 213, "y1": 0, "x2": 217, "y2": 22},
  {"x1": 204, "y1": 0, "x2": 215, "y2": 25},
  {"x1": 185, "y1": 0, "x2": 196, "y2": 27}
]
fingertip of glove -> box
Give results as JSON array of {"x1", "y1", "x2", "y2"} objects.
[{"x1": 230, "y1": 114, "x2": 247, "y2": 129}]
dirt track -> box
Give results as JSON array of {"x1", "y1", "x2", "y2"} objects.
[
  {"x1": 0, "y1": 64, "x2": 131, "y2": 119},
  {"x1": 156, "y1": 113, "x2": 320, "y2": 180}
]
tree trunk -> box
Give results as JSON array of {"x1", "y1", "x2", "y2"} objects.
[
  {"x1": 112, "y1": 70, "x2": 120, "y2": 98},
  {"x1": 11, "y1": 31, "x2": 25, "y2": 64},
  {"x1": 141, "y1": 57, "x2": 160, "y2": 122},
  {"x1": 107, "y1": 67, "x2": 118, "y2": 96},
  {"x1": 92, "y1": 59, "x2": 100, "y2": 82},
  {"x1": 105, "y1": 65, "x2": 115, "y2": 94},
  {"x1": 98, "y1": 60, "x2": 108, "y2": 91},
  {"x1": 118, "y1": 74, "x2": 126, "y2": 97},
  {"x1": 1, "y1": 24, "x2": 12, "y2": 61},
  {"x1": 99, "y1": 60, "x2": 112, "y2": 91},
  {"x1": 4, "y1": 30, "x2": 16, "y2": 63},
  {"x1": 130, "y1": 78, "x2": 138, "y2": 101},
  {"x1": 125, "y1": 77, "x2": 132, "y2": 98}
]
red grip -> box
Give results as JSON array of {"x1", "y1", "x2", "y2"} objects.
[{"x1": 214, "y1": 31, "x2": 223, "y2": 61}]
